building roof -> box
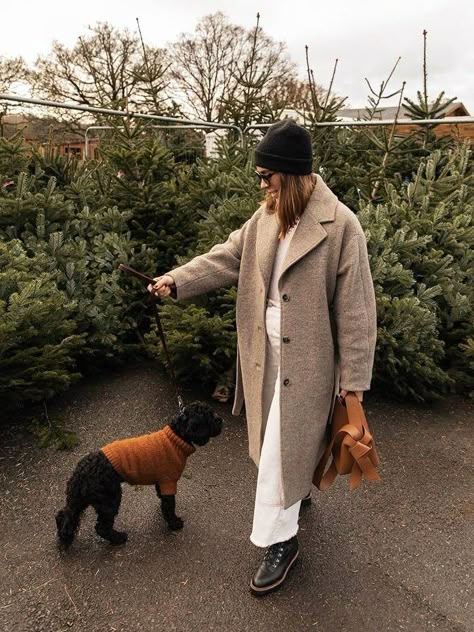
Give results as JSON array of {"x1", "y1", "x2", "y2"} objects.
[
  {"x1": 337, "y1": 101, "x2": 470, "y2": 121},
  {"x1": 1, "y1": 113, "x2": 84, "y2": 142}
]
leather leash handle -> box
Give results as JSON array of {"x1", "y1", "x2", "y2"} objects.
[
  {"x1": 118, "y1": 263, "x2": 185, "y2": 412},
  {"x1": 118, "y1": 263, "x2": 155, "y2": 284}
]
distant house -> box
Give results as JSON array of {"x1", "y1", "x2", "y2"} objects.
[
  {"x1": 254, "y1": 103, "x2": 473, "y2": 145},
  {"x1": 1, "y1": 113, "x2": 204, "y2": 160},
  {"x1": 1, "y1": 113, "x2": 99, "y2": 159},
  {"x1": 279, "y1": 108, "x2": 307, "y2": 124},
  {"x1": 337, "y1": 101, "x2": 473, "y2": 143}
]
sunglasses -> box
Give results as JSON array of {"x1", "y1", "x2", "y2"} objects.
[{"x1": 255, "y1": 170, "x2": 276, "y2": 184}]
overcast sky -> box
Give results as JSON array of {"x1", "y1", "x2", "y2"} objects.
[{"x1": 1, "y1": 0, "x2": 473, "y2": 113}]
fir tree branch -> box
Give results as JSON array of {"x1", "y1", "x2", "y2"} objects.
[{"x1": 370, "y1": 81, "x2": 406, "y2": 201}]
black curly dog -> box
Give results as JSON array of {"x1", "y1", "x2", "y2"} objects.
[{"x1": 56, "y1": 402, "x2": 223, "y2": 546}]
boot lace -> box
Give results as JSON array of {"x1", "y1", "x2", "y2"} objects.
[{"x1": 263, "y1": 542, "x2": 286, "y2": 570}]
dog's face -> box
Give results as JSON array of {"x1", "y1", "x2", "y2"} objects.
[{"x1": 171, "y1": 401, "x2": 223, "y2": 446}]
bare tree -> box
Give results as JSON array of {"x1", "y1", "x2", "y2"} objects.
[
  {"x1": 170, "y1": 12, "x2": 299, "y2": 126},
  {"x1": 31, "y1": 22, "x2": 173, "y2": 118},
  {"x1": 0, "y1": 56, "x2": 26, "y2": 93},
  {"x1": 269, "y1": 77, "x2": 325, "y2": 120},
  {"x1": 0, "y1": 56, "x2": 28, "y2": 136},
  {"x1": 170, "y1": 12, "x2": 244, "y2": 121}
]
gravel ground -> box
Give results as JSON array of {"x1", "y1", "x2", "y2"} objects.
[{"x1": 0, "y1": 361, "x2": 472, "y2": 632}]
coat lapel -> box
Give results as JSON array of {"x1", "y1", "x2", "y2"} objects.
[
  {"x1": 281, "y1": 174, "x2": 339, "y2": 277},
  {"x1": 256, "y1": 207, "x2": 280, "y2": 290},
  {"x1": 256, "y1": 174, "x2": 339, "y2": 287}
]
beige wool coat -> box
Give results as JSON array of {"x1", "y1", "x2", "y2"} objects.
[{"x1": 166, "y1": 174, "x2": 377, "y2": 508}]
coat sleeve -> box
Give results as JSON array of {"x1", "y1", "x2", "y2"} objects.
[
  {"x1": 333, "y1": 231, "x2": 377, "y2": 391},
  {"x1": 166, "y1": 218, "x2": 252, "y2": 301}
]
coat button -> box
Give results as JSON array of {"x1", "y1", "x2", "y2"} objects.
[
  {"x1": 282, "y1": 336, "x2": 290, "y2": 343},
  {"x1": 282, "y1": 294, "x2": 290, "y2": 302},
  {"x1": 283, "y1": 378, "x2": 290, "y2": 386}
]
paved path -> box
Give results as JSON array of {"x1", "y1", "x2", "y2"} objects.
[{"x1": 0, "y1": 362, "x2": 472, "y2": 632}]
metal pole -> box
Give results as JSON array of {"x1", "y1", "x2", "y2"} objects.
[
  {"x1": 85, "y1": 126, "x2": 112, "y2": 159},
  {"x1": 85, "y1": 124, "x2": 239, "y2": 158},
  {"x1": 245, "y1": 116, "x2": 474, "y2": 134},
  {"x1": 0, "y1": 93, "x2": 244, "y2": 146}
]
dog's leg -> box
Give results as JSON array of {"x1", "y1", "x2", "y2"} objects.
[
  {"x1": 95, "y1": 508, "x2": 128, "y2": 545},
  {"x1": 155, "y1": 484, "x2": 184, "y2": 530},
  {"x1": 92, "y1": 478, "x2": 128, "y2": 545},
  {"x1": 56, "y1": 453, "x2": 95, "y2": 546},
  {"x1": 56, "y1": 499, "x2": 87, "y2": 547},
  {"x1": 160, "y1": 495, "x2": 184, "y2": 531}
]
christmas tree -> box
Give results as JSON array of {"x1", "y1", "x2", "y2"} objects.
[{"x1": 0, "y1": 136, "x2": 153, "y2": 411}]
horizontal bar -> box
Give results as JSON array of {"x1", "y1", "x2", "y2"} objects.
[
  {"x1": 84, "y1": 124, "x2": 218, "y2": 157},
  {"x1": 245, "y1": 116, "x2": 474, "y2": 133},
  {"x1": 0, "y1": 93, "x2": 239, "y2": 131},
  {"x1": 85, "y1": 124, "x2": 228, "y2": 133}
]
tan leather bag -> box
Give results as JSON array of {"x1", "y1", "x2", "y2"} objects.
[{"x1": 313, "y1": 392, "x2": 381, "y2": 491}]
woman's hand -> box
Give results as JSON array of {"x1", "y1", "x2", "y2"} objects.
[
  {"x1": 338, "y1": 389, "x2": 363, "y2": 403},
  {"x1": 147, "y1": 275, "x2": 175, "y2": 298}
]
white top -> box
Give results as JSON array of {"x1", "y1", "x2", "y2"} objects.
[{"x1": 267, "y1": 218, "x2": 300, "y2": 304}]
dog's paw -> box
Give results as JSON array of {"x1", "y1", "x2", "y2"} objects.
[{"x1": 168, "y1": 517, "x2": 184, "y2": 531}]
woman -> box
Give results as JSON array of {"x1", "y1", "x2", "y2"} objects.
[{"x1": 148, "y1": 119, "x2": 377, "y2": 595}]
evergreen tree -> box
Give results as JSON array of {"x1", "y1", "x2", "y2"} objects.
[
  {"x1": 359, "y1": 143, "x2": 473, "y2": 400},
  {"x1": 0, "y1": 138, "x2": 156, "y2": 411},
  {"x1": 0, "y1": 134, "x2": 30, "y2": 179},
  {"x1": 97, "y1": 120, "x2": 199, "y2": 275},
  {"x1": 0, "y1": 239, "x2": 83, "y2": 409},
  {"x1": 306, "y1": 45, "x2": 460, "y2": 212}
]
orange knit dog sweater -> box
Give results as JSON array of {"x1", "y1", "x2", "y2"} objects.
[{"x1": 101, "y1": 425, "x2": 195, "y2": 494}]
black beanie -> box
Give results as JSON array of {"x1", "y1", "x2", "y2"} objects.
[{"x1": 254, "y1": 119, "x2": 313, "y2": 175}]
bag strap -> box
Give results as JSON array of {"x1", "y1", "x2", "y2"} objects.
[
  {"x1": 344, "y1": 393, "x2": 366, "y2": 431},
  {"x1": 313, "y1": 425, "x2": 338, "y2": 489},
  {"x1": 118, "y1": 264, "x2": 185, "y2": 412}
]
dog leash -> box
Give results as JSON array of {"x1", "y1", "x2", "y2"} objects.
[{"x1": 118, "y1": 264, "x2": 185, "y2": 412}]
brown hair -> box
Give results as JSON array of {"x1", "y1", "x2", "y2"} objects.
[{"x1": 264, "y1": 173, "x2": 317, "y2": 238}]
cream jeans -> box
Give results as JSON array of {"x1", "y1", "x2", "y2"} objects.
[{"x1": 250, "y1": 299, "x2": 302, "y2": 548}]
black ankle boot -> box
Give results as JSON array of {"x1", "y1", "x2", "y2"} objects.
[{"x1": 250, "y1": 535, "x2": 299, "y2": 595}]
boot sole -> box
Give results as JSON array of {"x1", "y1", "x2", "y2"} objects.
[{"x1": 250, "y1": 550, "x2": 299, "y2": 596}]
